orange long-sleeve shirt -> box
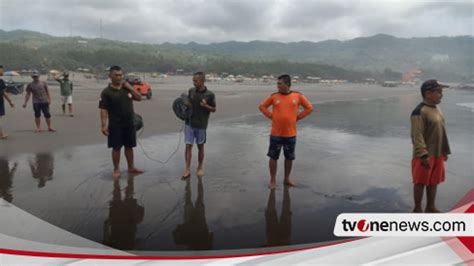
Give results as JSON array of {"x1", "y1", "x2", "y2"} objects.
[{"x1": 259, "y1": 91, "x2": 313, "y2": 137}]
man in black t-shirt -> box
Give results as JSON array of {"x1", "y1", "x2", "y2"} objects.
[{"x1": 99, "y1": 66, "x2": 144, "y2": 178}]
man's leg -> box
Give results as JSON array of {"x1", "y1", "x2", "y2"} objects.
[
  {"x1": 284, "y1": 160, "x2": 295, "y2": 186},
  {"x1": 62, "y1": 104, "x2": 66, "y2": 114},
  {"x1": 425, "y1": 184, "x2": 440, "y2": 213},
  {"x1": 283, "y1": 138, "x2": 296, "y2": 186},
  {"x1": 413, "y1": 184, "x2": 424, "y2": 213},
  {"x1": 183, "y1": 144, "x2": 192, "y2": 178},
  {"x1": 43, "y1": 105, "x2": 55, "y2": 132},
  {"x1": 267, "y1": 137, "x2": 281, "y2": 189},
  {"x1": 124, "y1": 125, "x2": 142, "y2": 174},
  {"x1": 125, "y1": 147, "x2": 143, "y2": 174},
  {"x1": 0, "y1": 116, "x2": 6, "y2": 138},
  {"x1": 197, "y1": 144, "x2": 205, "y2": 177},
  {"x1": 34, "y1": 117, "x2": 41, "y2": 132},
  {"x1": 269, "y1": 159, "x2": 277, "y2": 189},
  {"x1": 68, "y1": 104, "x2": 73, "y2": 116},
  {"x1": 112, "y1": 148, "x2": 121, "y2": 178},
  {"x1": 45, "y1": 118, "x2": 56, "y2": 132}
]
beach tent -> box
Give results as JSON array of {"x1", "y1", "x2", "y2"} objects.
[{"x1": 3, "y1": 71, "x2": 20, "y2": 77}]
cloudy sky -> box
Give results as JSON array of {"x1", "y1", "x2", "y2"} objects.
[{"x1": 0, "y1": 0, "x2": 472, "y2": 44}]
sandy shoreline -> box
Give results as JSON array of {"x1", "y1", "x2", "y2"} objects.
[{"x1": 0, "y1": 75, "x2": 418, "y2": 156}]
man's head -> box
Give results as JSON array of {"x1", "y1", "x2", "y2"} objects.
[
  {"x1": 0, "y1": 65, "x2": 4, "y2": 76},
  {"x1": 31, "y1": 71, "x2": 40, "y2": 82},
  {"x1": 193, "y1": 72, "x2": 205, "y2": 89},
  {"x1": 63, "y1": 71, "x2": 69, "y2": 80},
  {"x1": 421, "y1": 79, "x2": 449, "y2": 105},
  {"x1": 277, "y1": 74, "x2": 291, "y2": 92},
  {"x1": 109, "y1": 65, "x2": 123, "y2": 86}
]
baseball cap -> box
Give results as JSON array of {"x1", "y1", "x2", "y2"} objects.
[
  {"x1": 31, "y1": 71, "x2": 40, "y2": 77},
  {"x1": 421, "y1": 79, "x2": 449, "y2": 94}
]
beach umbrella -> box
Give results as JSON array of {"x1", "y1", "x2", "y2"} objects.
[
  {"x1": 3, "y1": 71, "x2": 20, "y2": 77},
  {"x1": 49, "y1": 69, "x2": 61, "y2": 75}
]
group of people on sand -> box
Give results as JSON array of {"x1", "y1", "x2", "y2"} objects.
[
  {"x1": 98, "y1": 66, "x2": 314, "y2": 189},
  {"x1": 0, "y1": 65, "x2": 74, "y2": 136},
  {"x1": 0, "y1": 64, "x2": 451, "y2": 213}
]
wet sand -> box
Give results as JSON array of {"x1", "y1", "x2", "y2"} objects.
[
  {"x1": 1, "y1": 75, "x2": 417, "y2": 155},
  {"x1": 0, "y1": 75, "x2": 472, "y2": 251}
]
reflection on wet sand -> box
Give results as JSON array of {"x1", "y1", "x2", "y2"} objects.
[
  {"x1": 29, "y1": 153, "x2": 54, "y2": 188},
  {"x1": 103, "y1": 176, "x2": 145, "y2": 250},
  {"x1": 0, "y1": 157, "x2": 18, "y2": 202},
  {"x1": 173, "y1": 177, "x2": 213, "y2": 250},
  {"x1": 264, "y1": 186, "x2": 292, "y2": 247}
]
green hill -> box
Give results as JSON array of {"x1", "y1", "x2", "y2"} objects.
[{"x1": 0, "y1": 30, "x2": 472, "y2": 82}]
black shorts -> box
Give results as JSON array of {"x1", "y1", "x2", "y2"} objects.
[
  {"x1": 108, "y1": 125, "x2": 136, "y2": 149},
  {"x1": 267, "y1": 136, "x2": 296, "y2": 160},
  {"x1": 33, "y1": 103, "x2": 51, "y2": 118}
]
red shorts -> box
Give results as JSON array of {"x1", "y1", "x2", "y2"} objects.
[{"x1": 411, "y1": 156, "x2": 446, "y2": 185}]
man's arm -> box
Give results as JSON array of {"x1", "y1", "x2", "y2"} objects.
[
  {"x1": 23, "y1": 87, "x2": 31, "y2": 108},
  {"x1": 100, "y1": 109, "x2": 109, "y2": 136},
  {"x1": 122, "y1": 81, "x2": 142, "y2": 101},
  {"x1": 200, "y1": 94, "x2": 216, "y2": 113},
  {"x1": 3, "y1": 93, "x2": 14, "y2": 108},
  {"x1": 201, "y1": 101, "x2": 216, "y2": 112},
  {"x1": 259, "y1": 96, "x2": 273, "y2": 119},
  {"x1": 44, "y1": 82, "x2": 51, "y2": 104},
  {"x1": 297, "y1": 94, "x2": 313, "y2": 121},
  {"x1": 411, "y1": 115, "x2": 430, "y2": 168}
]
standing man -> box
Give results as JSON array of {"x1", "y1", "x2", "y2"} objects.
[
  {"x1": 55, "y1": 71, "x2": 74, "y2": 117},
  {"x1": 0, "y1": 65, "x2": 15, "y2": 139},
  {"x1": 23, "y1": 71, "x2": 56, "y2": 133},
  {"x1": 259, "y1": 74, "x2": 313, "y2": 189},
  {"x1": 182, "y1": 72, "x2": 216, "y2": 179},
  {"x1": 99, "y1": 65, "x2": 143, "y2": 178},
  {"x1": 411, "y1": 79, "x2": 451, "y2": 213}
]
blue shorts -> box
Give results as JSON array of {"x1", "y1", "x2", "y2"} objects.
[
  {"x1": 267, "y1": 136, "x2": 296, "y2": 160},
  {"x1": 184, "y1": 125, "x2": 207, "y2": 145},
  {"x1": 33, "y1": 102, "x2": 51, "y2": 118}
]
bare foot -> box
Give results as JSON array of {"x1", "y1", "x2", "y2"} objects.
[
  {"x1": 197, "y1": 168, "x2": 205, "y2": 177},
  {"x1": 284, "y1": 179, "x2": 296, "y2": 187},
  {"x1": 425, "y1": 207, "x2": 441, "y2": 213},
  {"x1": 268, "y1": 182, "x2": 277, "y2": 189},
  {"x1": 181, "y1": 170, "x2": 191, "y2": 180},
  {"x1": 48, "y1": 128, "x2": 57, "y2": 132},
  {"x1": 413, "y1": 207, "x2": 423, "y2": 213},
  {"x1": 112, "y1": 170, "x2": 121, "y2": 178},
  {"x1": 128, "y1": 168, "x2": 144, "y2": 174},
  {"x1": 35, "y1": 129, "x2": 42, "y2": 133},
  {"x1": 69, "y1": 114, "x2": 74, "y2": 117},
  {"x1": 0, "y1": 134, "x2": 8, "y2": 139}
]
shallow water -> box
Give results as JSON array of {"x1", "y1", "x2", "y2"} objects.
[{"x1": 0, "y1": 89, "x2": 472, "y2": 251}]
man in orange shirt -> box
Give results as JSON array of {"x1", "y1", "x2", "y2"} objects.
[{"x1": 259, "y1": 74, "x2": 313, "y2": 189}]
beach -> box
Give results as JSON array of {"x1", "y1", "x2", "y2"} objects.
[{"x1": 0, "y1": 74, "x2": 472, "y2": 251}]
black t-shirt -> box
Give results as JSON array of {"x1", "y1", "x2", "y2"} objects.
[
  {"x1": 186, "y1": 87, "x2": 216, "y2": 129},
  {"x1": 99, "y1": 85, "x2": 135, "y2": 128},
  {"x1": 0, "y1": 79, "x2": 5, "y2": 116}
]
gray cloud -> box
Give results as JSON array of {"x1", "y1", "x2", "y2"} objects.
[{"x1": 0, "y1": 0, "x2": 472, "y2": 43}]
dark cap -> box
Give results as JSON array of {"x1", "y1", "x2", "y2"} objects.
[
  {"x1": 421, "y1": 79, "x2": 449, "y2": 94},
  {"x1": 31, "y1": 71, "x2": 39, "y2": 77}
]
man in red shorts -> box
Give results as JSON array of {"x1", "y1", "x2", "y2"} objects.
[{"x1": 410, "y1": 79, "x2": 450, "y2": 213}]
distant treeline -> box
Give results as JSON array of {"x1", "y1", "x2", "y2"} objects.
[{"x1": 1, "y1": 30, "x2": 472, "y2": 82}]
